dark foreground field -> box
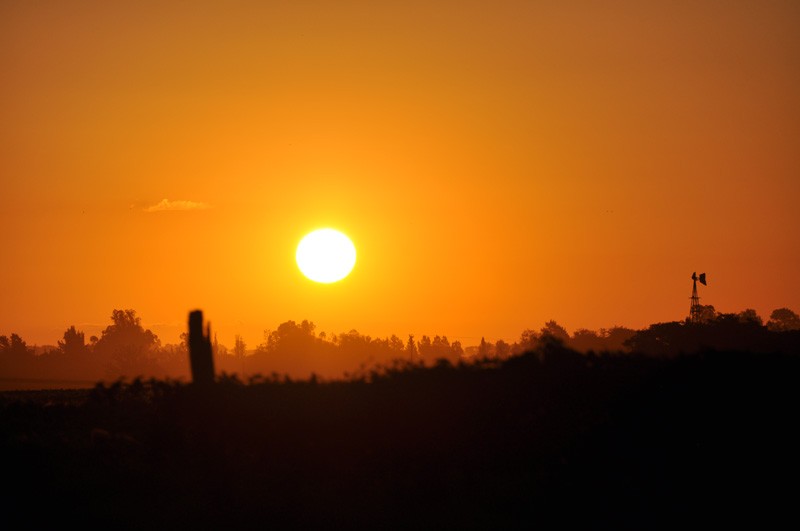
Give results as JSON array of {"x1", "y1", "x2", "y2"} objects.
[{"x1": 2, "y1": 345, "x2": 799, "y2": 529}]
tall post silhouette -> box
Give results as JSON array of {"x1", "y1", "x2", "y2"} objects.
[{"x1": 188, "y1": 310, "x2": 215, "y2": 386}]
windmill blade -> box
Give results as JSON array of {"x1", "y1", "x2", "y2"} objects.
[{"x1": 699, "y1": 273, "x2": 707, "y2": 285}]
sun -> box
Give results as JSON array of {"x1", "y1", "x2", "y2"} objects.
[{"x1": 296, "y1": 228, "x2": 357, "y2": 283}]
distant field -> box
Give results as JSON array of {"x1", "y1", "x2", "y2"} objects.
[
  {"x1": 0, "y1": 378, "x2": 98, "y2": 392},
  {"x1": 0, "y1": 386, "x2": 93, "y2": 404}
]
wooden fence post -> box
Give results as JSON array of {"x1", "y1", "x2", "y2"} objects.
[{"x1": 188, "y1": 310, "x2": 215, "y2": 386}]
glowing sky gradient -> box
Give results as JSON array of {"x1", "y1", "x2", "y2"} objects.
[{"x1": 2, "y1": 1, "x2": 798, "y2": 347}]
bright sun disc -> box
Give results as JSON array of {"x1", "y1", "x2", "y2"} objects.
[{"x1": 296, "y1": 229, "x2": 356, "y2": 283}]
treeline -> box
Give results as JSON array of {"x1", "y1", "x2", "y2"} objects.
[{"x1": 1, "y1": 307, "x2": 799, "y2": 386}]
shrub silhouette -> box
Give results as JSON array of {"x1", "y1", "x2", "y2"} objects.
[{"x1": 2, "y1": 343, "x2": 798, "y2": 528}]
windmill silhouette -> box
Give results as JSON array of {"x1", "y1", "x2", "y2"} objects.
[{"x1": 689, "y1": 272, "x2": 707, "y2": 323}]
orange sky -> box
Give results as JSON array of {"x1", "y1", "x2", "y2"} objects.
[{"x1": 2, "y1": 0, "x2": 799, "y2": 348}]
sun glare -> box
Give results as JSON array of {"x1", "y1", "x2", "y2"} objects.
[{"x1": 296, "y1": 229, "x2": 357, "y2": 283}]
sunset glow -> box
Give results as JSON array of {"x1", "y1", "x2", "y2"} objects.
[
  {"x1": 0, "y1": 0, "x2": 797, "y2": 350},
  {"x1": 3, "y1": 3, "x2": 798, "y2": 526}
]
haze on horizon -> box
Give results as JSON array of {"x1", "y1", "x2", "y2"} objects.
[{"x1": 2, "y1": 0, "x2": 799, "y2": 348}]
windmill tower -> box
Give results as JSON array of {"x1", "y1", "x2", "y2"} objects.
[{"x1": 689, "y1": 272, "x2": 707, "y2": 323}]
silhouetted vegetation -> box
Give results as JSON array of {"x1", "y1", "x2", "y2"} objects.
[
  {"x1": 3, "y1": 308, "x2": 800, "y2": 389},
  {"x1": 2, "y1": 342, "x2": 798, "y2": 527},
  {"x1": 624, "y1": 311, "x2": 800, "y2": 357},
  {"x1": 2, "y1": 306, "x2": 800, "y2": 525}
]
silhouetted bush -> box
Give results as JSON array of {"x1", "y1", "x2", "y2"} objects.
[{"x1": 2, "y1": 345, "x2": 798, "y2": 528}]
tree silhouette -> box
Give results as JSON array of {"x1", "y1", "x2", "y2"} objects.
[
  {"x1": 418, "y1": 335, "x2": 432, "y2": 360},
  {"x1": 0, "y1": 333, "x2": 31, "y2": 359},
  {"x1": 251, "y1": 320, "x2": 339, "y2": 377},
  {"x1": 234, "y1": 335, "x2": 247, "y2": 358},
  {"x1": 477, "y1": 337, "x2": 491, "y2": 358},
  {"x1": 518, "y1": 328, "x2": 539, "y2": 352},
  {"x1": 599, "y1": 326, "x2": 636, "y2": 351},
  {"x1": 58, "y1": 326, "x2": 87, "y2": 356},
  {"x1": 6, "y1": 306, "x2": 800, "y2": 385},
  {"x1": 696, "y1": 304, "x2": 717, "y2": 323},
  {"x1": 406, "y1": 334, "x2": 418, "y2": 360},
  {"x1": 737, "y1": 309, "x2": 763, "y2": 326},
  {"x1": 570, "y1": 328, "x2": 601, "y2": 352},
  {"x1": 624, "y1": 321, "x2": 688, "y2": 357},
  {"x1": 450, "y1": 340, "x2": 464, "y2": 360},
  {"x1": 494, "y1": 339, "x2": 510, "y2": 358},
  {"x1": 540, "y1": 320, "x2": 569, "y2": 344},
  {"x1": 93, "y1": 309, "x2": 161, "y2": 378},
  {"x1": 260, "y1": 320, "x2": 316, "y2": 355},
  {"x1": 388, "y1": 335, "x2": 405, "y2": 355},
  {"x1": 767, "y1": 308, "x2": 800, "y2": 331}
]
